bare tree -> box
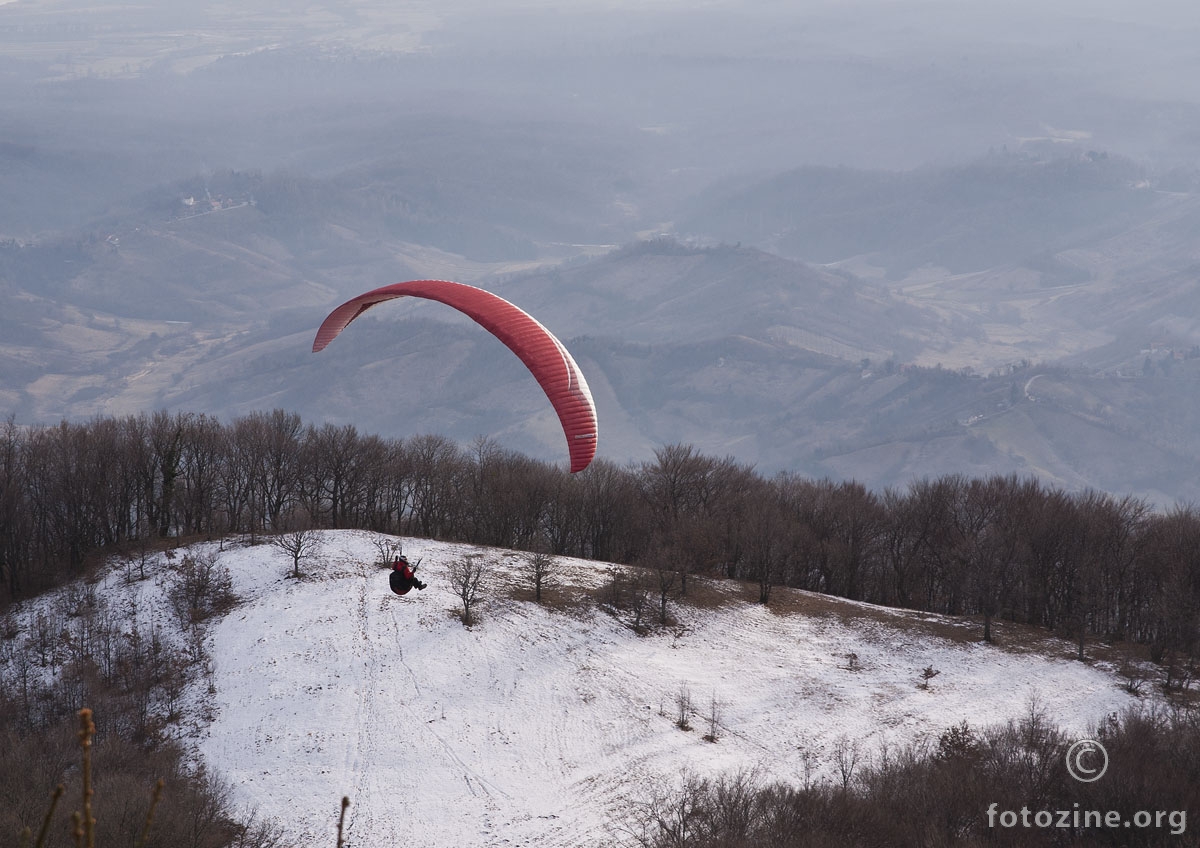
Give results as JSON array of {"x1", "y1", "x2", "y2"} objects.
[
  {"x1": 832, "y1": 734, "x2": 862, "y2": 791},
  {"x1": 520, "y1": 550, "x2": 560, "y2": 603},
  {"x1": 642, "y1": 541, "x2": 679, "y2": 627},
  {"x1": 148, "y1": 410, "x2": 188, "y2": 538},
  {"x1": 302, "y1": 423, "x2": 364, "y2": 529},
  {"x1": 628, "y1": 569, "x2": 652, "y2": 632},
  {"x1": 272, "y1": 528, "x2": 318, "y2": 579},
  {"x1": 167, "y1": 552, "x2": 237, "y2": 625},
  {"x1": 655, "y1": 561, "x2": 677, "y2": 627},
  {"x1": 405, "y1": 434, "x2": 466, "y2": 539},
  {"x1": 598, "y1": 565, "x2": 652, "y2": 632},
  {"x1": 372, "y1": 536, "x2": 405, "y2": 568},
  {"x1": 448, "y1": 554, "x2": 488, "y2": 626},
  {"x1": 639, "y1": 444, "x2": 752, "y2": 595},
  {"x1": 919, "y1": 665, "x2": 941, "y2": 690},
  {"x1": 738, "y1": 478, "x2": 787, "y2": 605},
  {"x1": 959, "y1": 475, "x2": 1021, "y2": 644},
  {"x1": 703, "y1": 691, "x2": 724, "y2": 742},
  {"x1": 177, "y1": 412, "x2": 225, "y2": 536},
  {"x1": 242, "y1": 409, "x2": 304, "y2": 532},
  {"x1": 674, "y1": 686, "x2": 693, "y2": 731}
]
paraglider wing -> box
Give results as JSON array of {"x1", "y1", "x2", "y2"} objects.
[{"x1": 313, "y1": 280, "x2": 598, "y2": 473}]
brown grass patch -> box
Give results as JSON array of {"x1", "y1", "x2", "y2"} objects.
[
  {"x1": 499, "y1": 557, "x2": 1169, "y2": 686},
  {"x1": 748, "y1": 580, "x2": 1165, "y2": 676},
  {"x1": 503, "y1": 582, "x2": 596, "y2": 616}
]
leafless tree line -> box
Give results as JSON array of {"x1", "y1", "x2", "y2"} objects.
[
  {"x1": 628, "y1": 705, "x2": 1200, "y2": 847},
  {"x1": 3, "y1": 413, "x2": 1200, "y2": 675}
]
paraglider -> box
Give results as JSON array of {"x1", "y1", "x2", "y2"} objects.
[
  {"x1": 389, "y1": 555, "x2": 426, "y2": 596},
  {"x1": 313, "y1": 279, "x2": 598, "y2": 473}
]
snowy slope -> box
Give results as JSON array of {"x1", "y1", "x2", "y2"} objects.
[{"x1": 8, "y1": 531, "x2": 1142, "y2": 847}]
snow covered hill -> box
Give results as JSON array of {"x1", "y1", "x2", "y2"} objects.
[{"x1": 8, "y1": 531, "x2": 1143, "y2": 847}]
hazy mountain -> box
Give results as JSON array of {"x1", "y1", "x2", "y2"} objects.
[
  {"x1": 500, "y1": 240, "x2": 932, "y2": 349},
  {"x1": 7, "y1": 173, "x2": 1200, "y2": 505},
  {"x1": 681, "y1": 150, "x2": 1157, "y2": 277}
]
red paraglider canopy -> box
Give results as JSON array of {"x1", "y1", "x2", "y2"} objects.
[{"x1": 313, "y1": 280, "x2": 598, "y2": 473}]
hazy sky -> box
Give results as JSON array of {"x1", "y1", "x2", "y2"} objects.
[{"x1": 3, "y1": 0, "x2": 1199, "y2": 182}]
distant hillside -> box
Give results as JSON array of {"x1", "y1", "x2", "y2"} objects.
[
  {"x1": 682, "y1": 150, "x2": 1157, "y2": 277},
  {"x1": 8, "y1": 159, "x2": 1200, "y2": 504},
  {"x1": 499, "y1": 240, "x2": 932, "y2": 355}
]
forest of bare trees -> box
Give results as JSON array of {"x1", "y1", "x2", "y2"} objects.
[{"x1": 3, "y1": 410, "x2": 1198, "y2": 679}]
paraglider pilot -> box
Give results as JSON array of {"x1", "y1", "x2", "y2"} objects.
[{"x1": 390, "y1": 555, "x2": 427, "y2": 595}]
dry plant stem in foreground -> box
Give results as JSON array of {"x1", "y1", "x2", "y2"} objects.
[
  {"x1": 18, "y1": 708, "x2": 166, "y2": 848},
  {"x1": 337, "y1": 797, "x2": 351, "y2": 848},
  {"x1": 136, "y1": 780, "x2": 166, "y2": 848},
  {"x1": 78, "y1": 709, "x2": 97, "y2": 848},
  {"x1": 20, "y1": 783, "x2": 64, "y2": 848}
]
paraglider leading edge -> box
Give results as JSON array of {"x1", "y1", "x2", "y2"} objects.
[{"x1": 312, "y1": 279, "x2": 597, "y2": 473}]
